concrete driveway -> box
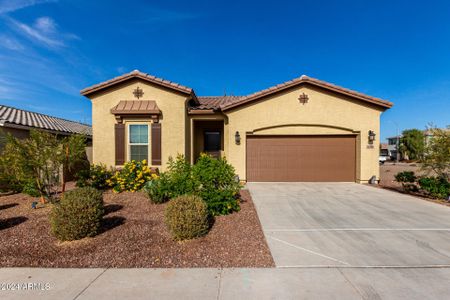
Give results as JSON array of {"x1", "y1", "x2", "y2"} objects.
[
  {"x1": 248, "y1": 182, "x2": 450, "y2": 268},
  {"x1": 3, "y1": 184, "x2": 450, "y2": 300}
]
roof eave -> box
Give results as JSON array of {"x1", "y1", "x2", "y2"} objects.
[
  {"x1": 187, "y1": 109, "x2": 216, "y2": 115},
  {"x1": 80, "y1": 72, "x2": 193, "y2": 97},
  {"x1": 221, "y1": 79, "x2": 393, "y2": 111}
]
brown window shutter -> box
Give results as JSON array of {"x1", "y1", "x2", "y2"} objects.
[
  {"x1": 115, "y1": 123, "x2": 125, "y2": 165},
  {"x1": 151, "y1": 123, "x2": 161, "y2": 165}
]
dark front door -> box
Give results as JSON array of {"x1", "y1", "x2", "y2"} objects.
[{"x1": 204, "y1": 131, "x2": 221, "y2": 158}]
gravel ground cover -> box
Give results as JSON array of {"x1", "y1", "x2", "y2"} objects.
[{"x1": 0, "y1": 189, "x2": 274, "y2": 268}]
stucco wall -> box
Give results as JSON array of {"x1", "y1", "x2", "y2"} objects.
[
  {"x1": 223, "y1": 85, "x2": 383, "y2": 183},
  {"x1": 89, "y1": 79, "x2": 189, "y2": 170}
]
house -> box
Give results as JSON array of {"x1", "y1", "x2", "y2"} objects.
[
  {"x1": 386, "y1": 135, "x2": 401, "y2": 160},
  {"x1": 81, "y1": 70, "x2": 393, "y2": 183},
  {"x1": 380, "y1": 143, "x2": 391, "y2": 158},
  {"x1": 0, "y1": 105, "x2": 93, "y2": 161}
]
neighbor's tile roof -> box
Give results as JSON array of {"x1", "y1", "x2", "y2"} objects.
[
  {"x1": 81, "y1": 70, "x2": 194, "y2": 96},
  {"x1": 190, "y1": 75, "x2": 393, "y2": 111},
  {"x1": 0, "y1": 105, "x2": 92, "y2": 136}
]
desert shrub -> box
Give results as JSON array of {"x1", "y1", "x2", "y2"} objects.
[
  {"x1": 164, "y1": 195, "x2": 210, "y2": 240},
  {"x1": 21, "y1": 179, "x2": 41, "y2": 197},
  {"x1": 395, "y1": 171, "x2": 417, "y2": 183},
  {"x1": 192, "y1": 154, "x2": 241, "y2": 216},
  {"x1": 165, "y1": 155, "x2": 196, "y2": 196},
  {"x1": 76, "y1": 164, "x2": 113, "y2": 190},
  {"x1": 109, "y1": 160, "x2": 158, "y2": 193},
  {"x1": 418, "y1": 177, "x2": 450, "y2": 199},
  {"x1": 143, "y1": 155, "x2": 195, "y2": 203},
  {"x1": 50, "y1": 187, "x2": 104, "y2": 241},
  {"x1": 143, "y1": 173, "x2": 173, "y2": 203},
  {"x1": 395, "y1": 171, "x2": 418, "y2": 192},
  {"x1": 0, "y1": 165, "x2": 22, "y2": 193},
  {"x1": 422, "y1": 127, "x2": 450, "y2": 180},
  {"x1": 0, "y1": 130, "x2": 88, "y2": 202},
  {"x1": 144, "y1": 154, "x2": 241, "y2": 215}
]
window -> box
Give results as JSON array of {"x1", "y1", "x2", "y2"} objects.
[{"x1": 129, "y1": 124, "x2": 148, "y2": 162}]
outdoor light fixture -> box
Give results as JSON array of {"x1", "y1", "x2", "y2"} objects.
[
  {"x1": 235, "y1": 131, "x2": 241, "y2": 145},
  {"x1": 368, "y1": 130, "x2": 376, "y2": 144}
]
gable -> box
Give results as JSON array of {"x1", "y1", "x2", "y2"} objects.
[
  {"x1": 81, "y1": 70, "x2": 197, "y2": 103},
  {"x1": 220, "y1": 76, "x2": 392, "y2": 111}
]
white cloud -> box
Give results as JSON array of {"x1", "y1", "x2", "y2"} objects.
[
  {"x1": 0, "y1": 35, "x2": 24, "y2": 50},
  {"x1": 34, "y1": 16, "x2": 56, "y2": 33},
  {"x1": 7, "y1": 16, "x2": 79, "y2": 49},
  {"x1": 12, "y1": 17, "x2": 64, "y2": 48},
  {"x1": 0, "y1": 0, "x2": 56, "y2": 14}
]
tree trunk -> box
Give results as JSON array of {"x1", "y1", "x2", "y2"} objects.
[{"x1": 61, "y1": 144, "x2": 69, "y2": 194}]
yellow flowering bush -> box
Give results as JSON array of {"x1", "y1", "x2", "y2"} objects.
[{"x1": 108, "y1": 160, "x2": 158, "y2": 193}]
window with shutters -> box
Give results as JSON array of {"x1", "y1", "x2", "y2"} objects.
[{"x1": 128, "y1": 124, "x2": 149, "y2": 162}]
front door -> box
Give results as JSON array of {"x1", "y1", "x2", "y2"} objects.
[{"x1": 204, "y1": 131, "x2": 221, "y2": 158}]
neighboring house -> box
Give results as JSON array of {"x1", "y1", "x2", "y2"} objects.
[
  {"x1": 386, "y1": 129, "x2": 449, "y2": 161},
  {"x1": 0, "y1": 105, "x2": 93, "y2": 162},
  {"x1": 81, "y1": 70, "x2": 393, "y2": 183},
  {"x1": 386, "y1": 135, "x2": 401, "y2": 160},
  {"x1": 380, "y1": 143, "x2": 391, "y2": 158}
]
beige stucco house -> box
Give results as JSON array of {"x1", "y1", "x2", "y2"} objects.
[{"x1": 81, "y1": 70, "x2": 392, "y2": 183}]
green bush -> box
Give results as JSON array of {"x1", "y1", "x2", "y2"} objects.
[
  {"x1": 76, "y1": 164, "x2": 113, "y2": 190},
  {"x1": 21, "y1": 179, "x2": 41, "y2": 197},
  {"x1": 192, "y1": 154, "x2": 241, "y2": 216},
  {"x1": 418, "y1": 177, "x2": 450, "y2": 199},
  {"x1": 50, "y1": 187, "x2": 104, "y2": 241},
  {"x1": 164, "y1": 195, "x2": 210, "y2": 240},
  {"x1": 144, "y1": 154, "x2": 241, "y2": 215},
  {"x1": 144, "y1": 173, "x2": 173, "y2": 203},
  {"x1": 395, "y1": 171, "x2": 417, "y2": 183},
  {"x1": 394, "y1": 171, "x2": 418, "y2": 192},
  {"x1": 166, "y1": 155, "x2": 196, "y2": 196},
  {"x1": 143, "y1": 155, "x2": 195, "y2": 203}
]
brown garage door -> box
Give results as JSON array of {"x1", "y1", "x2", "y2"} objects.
[{"x1": 246, "y1": 135, "x2": 356, "y2": 182}]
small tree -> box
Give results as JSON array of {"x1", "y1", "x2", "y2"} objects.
[
  {"x1": 6, "y1": 130, "x2": 62, "y2": 202},
  {"x1": 400, "y1": 129, "x2": 425, "y2": 161},
  {"x1": 422, "y1": 126, "x2": 450, "y2": 180},
  {"x1": 0, "y1": 130, "x2": 88, "y2": 202},
  {"x1": 61, "y1": 134, "x2": 88, "y2": 193}
]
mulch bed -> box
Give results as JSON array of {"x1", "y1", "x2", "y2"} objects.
[
  {"x1": 0, "y1": 189, "x2": 274, "y2": 268},
  {"x1": 374, "y1": 163, "x2": 450, "y2": 207}
]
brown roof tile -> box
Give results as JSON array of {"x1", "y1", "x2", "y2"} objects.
[
  {"x1": 111, "y1": 100, "x2": 161, "y2": 115},
  {"x1": 0, "y1": 105, "x2": 92, "y2": 136},
  {"x1": 189, "y1": 75, "x2": 392, "y2": 111},
  {"x1": 81, "y1": 70, "x2": 194, "y2": 97},
  {"x1": 220, "y1": 75, "x2": 393, "y2": 111},
  {"x1": 193, "y1": 96, "x2": 245, "y2": 110}
]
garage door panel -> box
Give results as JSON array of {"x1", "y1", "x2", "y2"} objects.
[{"x1": 246, "y1": 136, "x2": 356, "y2": 182}]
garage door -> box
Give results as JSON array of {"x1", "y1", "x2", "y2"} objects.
[{"x1": 246, "y1": 135, "x2": 356, "y2": 182}]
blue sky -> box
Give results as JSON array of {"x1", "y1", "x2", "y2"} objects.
[{"x1": 0, "y1": 0, "x2": 449, "y2": 140}]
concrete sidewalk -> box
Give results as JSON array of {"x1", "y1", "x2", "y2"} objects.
[{"x1": 2, "y1": 267, "x2": 450, "y2": 299}]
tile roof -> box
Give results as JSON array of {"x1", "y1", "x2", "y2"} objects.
[
  {"x1": 220, "y1": 75, "x2": 393, "y2": 110},
  {"x1": 195, "y1": 96, "x2": 246, "y2": 110},
  {"x1": 81, "y1": 70, "x2": 194, "y2": 97},
  {"x1": 111, "y1": 100, "x2": 161, "y2": 115},
  {"x1": 190, "y1": 75, "x2": 393, "y2": 111},
  {"x1": 0, "y1": 105, "x2": 92, "y2": 136}
]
